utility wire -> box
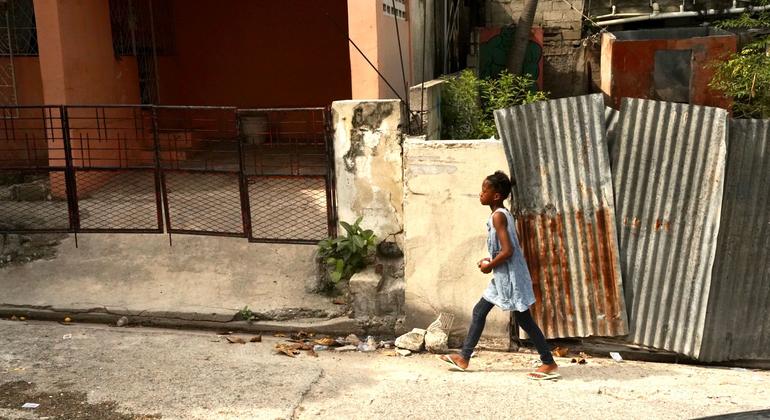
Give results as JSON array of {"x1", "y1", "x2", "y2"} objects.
[
  {"x1": 392, "y1": 0, "x2": 410, "y2": 112},
  {"x1": 312, "y1": 2, "x2": 407, "y2": 103}
]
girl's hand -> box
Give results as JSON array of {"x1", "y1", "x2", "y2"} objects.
[
  {"x1": 479, "y1": 259, "x2": 493, "y2": 274},
  {"x1": 477, "y1": 257, "x2": 491, "y2": 268}
]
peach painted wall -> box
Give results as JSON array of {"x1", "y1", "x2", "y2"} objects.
[
  {"x1": 348, "y1": 0, "x2": 412, "y2": 100},
  {"x1": 157, "y1": 0, "x2": 352, "y2": 108},
  {"x1": 33, "y1": 0, "x2": 141, "y2": 105}
]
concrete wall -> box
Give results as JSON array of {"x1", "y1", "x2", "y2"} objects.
[
  {"x1": 403, "y1": 138, "x2": 511, "y2": 338},
  {"x1": 331, "y1": 99, "x2": 404, "y2": 245}
]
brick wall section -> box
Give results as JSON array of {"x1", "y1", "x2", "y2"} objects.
[{"x1": 486, "y1": 0, "x2": 583, "y2": 41}]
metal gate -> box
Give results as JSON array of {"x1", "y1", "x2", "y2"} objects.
[{"x1": 0, "y1": 104, "x2": 337, "y2": 244}]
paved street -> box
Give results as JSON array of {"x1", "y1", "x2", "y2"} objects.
[{"x1": 1, "y1": 319, "x2": 769, "y2": 420}]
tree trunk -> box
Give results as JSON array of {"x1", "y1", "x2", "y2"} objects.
[{"x1": 506, "y1": 0, "x2": 539, "y2": 75}]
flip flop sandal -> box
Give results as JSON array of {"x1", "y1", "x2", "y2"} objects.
[
  {"x1": 437, "y1": 355, "x2": 466, "y2": 372},
  {"x1": 528, "y1": 371, "x2": 561, "y2": 381}
]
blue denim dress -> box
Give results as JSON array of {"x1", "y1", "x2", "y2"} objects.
[{"x1": 482, "y1": 208, "x2": 536, "y2": 312}]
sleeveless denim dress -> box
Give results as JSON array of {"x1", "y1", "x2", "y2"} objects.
[{"x1": 482, "y1": 207, "x2": 536, "y2": 312}]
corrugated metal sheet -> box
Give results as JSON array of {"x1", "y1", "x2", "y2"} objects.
[
  {"x1": 700, "y1": 119, "x2": 770, "y2": 362},
  {"x1": 612, "y1": 98, "x2": 728, "y2": 359},
  {"x1": 494, "y1": 94, "x2": 628, "y2": 339}
]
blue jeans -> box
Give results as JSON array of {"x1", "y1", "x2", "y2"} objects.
[{"x1": 460, "y1": 297, "x2": 555, "y2": 364}]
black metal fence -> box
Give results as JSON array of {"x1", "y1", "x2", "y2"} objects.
[{"x1": 0, "y1": 105, "x2": 337, "y2": 244}]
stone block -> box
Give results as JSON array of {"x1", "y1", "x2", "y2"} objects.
[
  {"x1": 9, "y1": 181, "x2": 50, "y2": 202},
  {"x1": 395, "y1": 328, "x2": 426, "y2": 352},
  {"x1": 350, "y1": 267, "x2": 382, "y2": 318},
  {"x1": 425, "y1": 329, "x2": 449, "y2": 353}
]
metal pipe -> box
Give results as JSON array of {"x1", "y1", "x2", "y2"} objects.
[{"x1": 596, "y1": 4, "x2": 770, "y2": 26}]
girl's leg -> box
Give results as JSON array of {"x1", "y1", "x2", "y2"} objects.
[
  {"x1": 460, "y1": 298, "x2": 495, "y2": 360},
  {"x1": 514, "y1": 309, "x2": 555, "y2": 365}
]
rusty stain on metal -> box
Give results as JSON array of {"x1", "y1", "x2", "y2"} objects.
[{"x1": 495, "y1": 94, "x2": 628, "y2": 339}]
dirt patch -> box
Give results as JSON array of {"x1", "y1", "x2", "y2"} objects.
[{"x1": 0, "y1": 381, "x2": 160, "y2": 420}]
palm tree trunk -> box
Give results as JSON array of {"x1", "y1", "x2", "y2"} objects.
[{"x1": 506, "y1": 0, "x2": 539, "y2": 75}]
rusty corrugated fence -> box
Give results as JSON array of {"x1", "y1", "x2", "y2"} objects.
[
  {"x1": 612, "y1": 98, "x2": 729, "y2": 359},
  {"x1": 494, "y1": 94, "x2": 628, "y2": 339},
  {"x1": 700, "y1": 119, "x2": 770, "y2": 362}
]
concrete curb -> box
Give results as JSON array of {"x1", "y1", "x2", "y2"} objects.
[{"x1": 0, "y1": 305, "x2": 365, "y2": 336}]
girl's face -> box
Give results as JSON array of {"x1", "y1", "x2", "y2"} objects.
[{"x1": 479, "y1": 180, "x2": 499, "y2": 205}]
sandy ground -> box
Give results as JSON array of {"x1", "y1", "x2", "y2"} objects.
[{"x1": 0, "y1": 319, "x2": 768, "y2": 420}]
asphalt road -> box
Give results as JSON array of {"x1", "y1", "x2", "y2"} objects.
[{"x1": 1, "y1": 319, "x2": 768, "y2": 420}]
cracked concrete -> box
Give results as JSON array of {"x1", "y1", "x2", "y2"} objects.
[{"x1": 0, "y1": 233, "x2": 349, "y2": 331}]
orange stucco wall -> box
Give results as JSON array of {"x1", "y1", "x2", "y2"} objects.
[
  {"x1": 157, "y1": 0, "x2": 352, "y2": 108},
  {"x1": 348, "y1": 0, "x2": 412, "y2": 100},
  {"x1": 33, "y1": 0, "x2": 141, "y2": 105}
]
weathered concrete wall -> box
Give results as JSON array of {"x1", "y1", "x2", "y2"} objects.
[
  {"x1": 403, "y1": 138, "x2": 511, "y2": 338},
  {"x1": 332, "y1": 100, "x2": 405, "y2": 245}
]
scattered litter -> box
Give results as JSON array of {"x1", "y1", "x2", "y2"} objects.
[
  {"x1": 332, "y1": 297, "x2": 346, "y2": 305},
  {"x1": 380, "y1": 340, "x2": 394, "y2": 349},
  {"x1": 313, "y1": 337, "x2": 336, "y2": 347},
  {"x1": 217, "y1": 331, "x2": 233, "y2": 335},
  {"x1": 225, "y1": 336, "x2": 247, "y2": 344},
  {"x1": 571, "y1": 358, "x2": 587, "y2": 365},
  {"x1": 335, "y1": 345, "x2": 358, "y2": 352},
  {"x1": 250, "y1": 335, "x2": 262, "y2": 343},
  {"x1": 395, "y1": 349, "x2": 411, "y2": 357},
  {"x1": 610, "y1": 352, "x2": 623, "y2": 362},
  {"x1": 19, "y1": 316, "x2": 26, "y2": 321},
  {"x1": 307, "y1": 348, "x2": 318, "y2": 357},
  {"x1": 313, "y1": 345, "x2": 329, "y2": 352},
  {"x1": 382, "y1": 350, "x2": 398, "y2": 357},
  {"x1": 552, "y1": 346, "x2": 569, "y2": 357},
  {"x1": 291, "y1": 331, "x2": 313, "y2": 341},
  {"x1": 63, "y1": 317, "x2": 72, "y2": 323},
  {"x1": 275, "y1": 343, "x2": 300, "y2": 357},
  {"x1": 358, "y1": 336, "x2": 378, "y2": 352},
  {"x1": 21, "y1": 403, "x2": 39, "y2": 409},
  {"x1": 425, "y1": 313, "x2": 452, "y2": 353},
  {"x1": 345, "y1": 334, "x2": 361, "y2": 346},
  {"x1": 274, "y1": 333, "x2": 287, "y2": 337},
  {"x1": 729, "y1": 367, "x2": 749, "y2": 372},
  {"x1": 116, "y1": 316, "x2": 129, "y2": 327},
  {"x1": 10, "y1": 315, "x2": 17, "y2": 321},
  {"x1": 579, "y1": 352, "x2": 590, "y2": 359},
  {"x1": 62, "y1": 334, "x2": 72, "y2": 340}
]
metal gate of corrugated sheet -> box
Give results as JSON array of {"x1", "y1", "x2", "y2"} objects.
[
  {"x1": 700, "y1": 119, "x2": 770, "y2": 362},
  {"x1": 494, "y1": 94, "x2": 628, "y2": 339},
  {"x1": 612, "y1": 98, "x2": 728, "y2": 359}
]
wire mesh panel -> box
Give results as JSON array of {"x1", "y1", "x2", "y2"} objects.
[
  {"x1": 66, "y1": 105, "x2": 163, "y2": 233},
  {"x1": 157, "y1": 106, "x2": 247, "y2": 237},
  {"x1": 239, "y1": 108, "x2": 335, "y2": 243},
  {"x1": 0, "y1": 106, "x2": 73, "y2": 232}
]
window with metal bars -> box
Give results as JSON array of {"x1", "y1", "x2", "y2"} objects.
[{"x1": 0, "y1": 0, "x2": 39, "y2": 56}]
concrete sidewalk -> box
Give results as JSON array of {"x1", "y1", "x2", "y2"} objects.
[
  {"x1": 1, "y1": 320, "x2": 769, "y2": 420},
  {"x1": 0, "y1": 233, "x2": 352, "y2": 332}
]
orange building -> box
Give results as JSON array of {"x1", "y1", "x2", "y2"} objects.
[{"x1": 2, "y1": 0, "x2": 414, "y2": 109}]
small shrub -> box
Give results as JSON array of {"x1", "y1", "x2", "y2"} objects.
[
  {"x1": 440, "y1": 69, "x2": 548, "y2": 139},
  {"x1": 317, "y1": 217, "x2": 377, "y2": 290}
]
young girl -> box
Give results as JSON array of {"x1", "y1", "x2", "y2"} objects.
[{"x1": 439, "y1": 171, "x2": 559, "y2": 380}]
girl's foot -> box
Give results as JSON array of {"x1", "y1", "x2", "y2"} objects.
[
  {"x1": 528, "y1": 362, "x2": 560, "y2": 380},
  {"x1": 438, "y1": 354, "x2": 469, "y2": 371}
]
